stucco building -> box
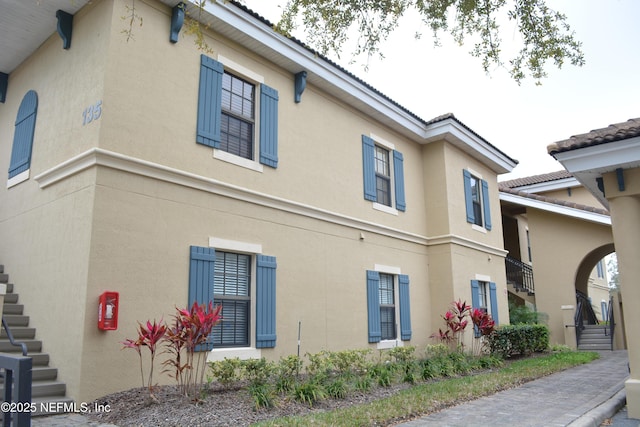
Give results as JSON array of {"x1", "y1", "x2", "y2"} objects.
[{"x1": 0, "y1": 0, "x2": 517, "y2": 401}]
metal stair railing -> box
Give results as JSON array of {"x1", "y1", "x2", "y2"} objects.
[
  {"x1": 505, "y1": 256, "x2": 535, "y2": 295},
  {"x1": 0, "y1": 317, "x2": 32, "y2": 427},
  {"x1": 1, "y1": 317, "x2": 28, "y2": 356},
  {"x1": 605, "y1": 295, "x2": 615, "y2": 351}
]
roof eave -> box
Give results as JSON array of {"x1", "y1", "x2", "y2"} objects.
[{"x1": 423, "y1": 118, "x2": 518, "y2": 174}]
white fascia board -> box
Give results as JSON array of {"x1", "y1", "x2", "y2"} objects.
[
  {"x1": 514, "y1": 177, "x2": 580, "y2": 194},
  {"x1": 200, "y1": 1, "x2": 425, "y2": 140},
  {"x1": 552, "y1": 136, "x2": 640, "y2": 174},
  {"x1": 423, "y1": 119, "x2": 517, "y2": 174},
  {"x1": 499, "y1": 192, "x2": 611, "y2": 225}
]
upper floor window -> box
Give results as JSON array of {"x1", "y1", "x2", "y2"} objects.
[
  {"x1": 374, "y1": 146, "x2": 391, "y2": 207},
  {"x1": 8, "y1": 90, "x2": 38, "y2": 188},
  {"x1": 362, "y1": 135, "x2": 406, "y2": 213},
  {"x1": 220, "y1": 73, "x2": 255, "y2": 160},
  {"x1": 196, "y1": 55, "x2": 279, "y2": 170},
  {"x1": 463, "y1": 169, "x2": 492, "y2": 230}
]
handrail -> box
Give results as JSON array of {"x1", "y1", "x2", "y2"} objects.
[
  {"x1": 606, "y1": 295, "x2": 615, "y2": 350},
  {"x1": 575, "y1": 299, "x2": 584, "y2": 346},
  {"x1": 505, "y1": 256, "x2": 535, "y2": 295},
  {"x1": 2, "y1": 316, "x2": 28, "y2": 356}
]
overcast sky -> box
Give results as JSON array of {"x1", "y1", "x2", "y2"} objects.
[{"x1": 244, "y1": 0, "x2": 640, "y2": 180}]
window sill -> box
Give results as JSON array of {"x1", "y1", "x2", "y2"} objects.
[
  {"x1": 372, "y1": 202, "x2": 398, "y2": 216},
  {"x1": 471, "y1": 224, "x2": 487, "y2": 234},
  {"x1": 214, "y1": 149, "x2": 264, "y2": 173},
  {"x1": 206, "y1": 347, "x2": 262, "y2": 362},
  {"x1": 376, "y1": 340, "x2": 404, "y2": 350},
  {"x1": 7, "y1": 170, "x2": 29, "y2": 188}
]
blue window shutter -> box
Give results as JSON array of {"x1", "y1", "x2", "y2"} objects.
[
  {"x1": 463, "y1": 170, "x2": 475, "y2": 224},
  {"x1": 189, "y1": 246, "x2": 216, "y2": 351},
  {"x1": 362, "y1": 135, "x2": 376, "y2": 201},
  {"x1": 9, "y1": 90, "x2": 38, "y2": 179},
  {"x1": 196, "y1": 54, "x2": 223, "y2": 148},
  {"x1": 489, "y1": 282, "x2": 499, "y2": 324},
  {"x1": 470, "y1": 280, "x2": 481, "y2": 337},
  {"x1": 259, "y1": 84, "x2": 279, "y2": 168},
  {"x1": 481, "y1": 179, "x2": 492, "y2": 230},
  {"x1": 398, "y1": 274, "x2": 412, "y2": 340},
  {"x1": 393, "y1": 150, "x2": 406, "y2": 212},
  {"x1": 366, "y1": 270, "x2": 381, "y2": 343},
  {"x1": 256, "y1": 255, "x2": 277, "y2": 348}
]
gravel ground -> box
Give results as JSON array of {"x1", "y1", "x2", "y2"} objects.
[{"x1": 86, "y1": 382, "x2": 416, "y2": 426}]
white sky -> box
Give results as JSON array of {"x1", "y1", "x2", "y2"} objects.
[{"x1": 244, "y1": 0, "x2": 640, "y2": 180}]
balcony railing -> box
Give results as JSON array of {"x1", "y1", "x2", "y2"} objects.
[{"x1": 505, "y1": 255, "x2": 535, "y2": 295}]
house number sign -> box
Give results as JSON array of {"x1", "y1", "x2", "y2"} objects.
[{"x1": 82, "y1": 100, "x2": 102, "y2": 126}]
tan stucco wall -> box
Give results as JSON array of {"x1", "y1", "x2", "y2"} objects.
[
  {"x1": 602, "y1": 167, "x2": 640, "y2": 418},
  {"x1": 539, "y1": 186, "x2": 601, "y2": 208},
  {"x1": 526, "y1": 209, "x2": 613, "y2": 344}
]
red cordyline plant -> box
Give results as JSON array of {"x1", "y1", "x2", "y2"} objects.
[
  {"x1": 163, "y1": 301, "x2": 222, "y2": 400},
  {"x1": 121, "y1": 318, "x2": 167, "y2": 399},
  {"x1": 430, "y1": 299, "x2": 471, "y2": 351}
]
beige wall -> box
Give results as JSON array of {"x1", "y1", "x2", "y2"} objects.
[
  {"x1": 526, "y1": 209, "x2": 613, "y2": 344},
  {"x1": 539, "y1": 186, "x2": 601, "y2": 208}
]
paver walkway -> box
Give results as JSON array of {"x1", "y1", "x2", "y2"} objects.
[{"x1": 398, "y1": 350, "x2": 630, "y2": 427}]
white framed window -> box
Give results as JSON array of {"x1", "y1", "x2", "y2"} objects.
[
  {"x1": 463, "y1": 169, "x2": 492, "y2": 231},
  {"x1": 362, "y1": 134, "x2": 406, "y2": 214},
  {"x1": 196, "y1": 55, "x2": 279, "y2": 172}
]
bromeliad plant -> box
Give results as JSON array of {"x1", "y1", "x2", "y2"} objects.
[
  {"x1": 121, "y1": 318, "x2": 167, "y2": 399},
  {"x1": 163, "y1": 301, "x2": 222, "y2": 400}
]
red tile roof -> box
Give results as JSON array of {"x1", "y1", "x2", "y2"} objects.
[
  {"x1": 548, "y1": 118, "x2": 640, "y2": 155},
  {"x1": 499, "y1": 170, "x2": 573, "y2": 189},
  {"x1": 500, "y1": 187, "x2": 609, "y2": 215}
]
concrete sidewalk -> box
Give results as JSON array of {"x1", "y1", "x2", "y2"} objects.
[{"x1": 399, "y1": 350, "x2": 633, "y2": 427}]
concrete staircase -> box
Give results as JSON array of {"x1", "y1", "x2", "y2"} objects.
[
  {"x1": 0, "y1": 264, "x2": 73, "y2": 416},
  {"x1": 578, "y1": 324, "x2": 613, "y2": 351}
]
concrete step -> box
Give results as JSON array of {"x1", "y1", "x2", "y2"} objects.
[
  {"x1": 0, "y1": 366, "x2": 58, "y2": 383},
  {"x1": 0, "y1": 273, "x2": 8, "y2": 284},
  {"x1": 579, "y1": 343, "x2": 612, "y2": 351},
  {"x1": 27, "y1": 353, "x2": 51, "y2": 367},
  {"x1": 0, "y1": 380, "x2": 66, "y2": 398},
  {"x1": 0, "y1": 326, "x2": 36, "y2": 340},
  {"x1": 2, "y1": 304, "x2": 23, "y2": 315},
  {"x1": 3, "y1": 292, "x2": 19, "y2": 304},
  {"x1": 4, "y1": 283, "x2": 13, "y2": 294},
  {"x1": 3, "y1": 314, "x2": 29, "y2": 327},
  {"x1": 0, "y1": 338, "x2": 42, "y2": 353},
  {"x1": 0, "y1": 265, "x2": 3, "y2": 273},
  {"x1": 580, "y1": 337, "x2": 611, "y2": 345}
]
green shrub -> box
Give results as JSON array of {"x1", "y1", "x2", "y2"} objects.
[
  {"x1": 508, "y1": 302, "x2": 547, "y2": 324},
  {"x1": 488, "y1": 324, "x2": 550, "y2": 358},
  {"x1": 208, "y1": 357, "x2": 243, "y2": 388},
  {"x1": 274, "y1": 355, "x2": 302, "y2": 393},
  {"x1": 293, "y1": 380, "x2": 327, "y2": 406},
  {"x1": 326, "y1": 377, "x2": 349, "y2": 399},
  {"x1": 248, "y1": 382, "x2": 275, "y2": 409}
]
